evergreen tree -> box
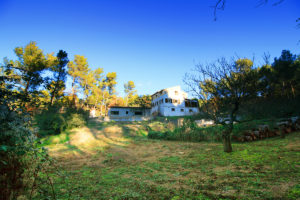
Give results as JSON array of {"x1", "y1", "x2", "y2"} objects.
[
  {"x1": 124, "y1": 80, "x2": 137, "y2": 106},
  {"x1": 46, "y1": 50, "x2": 69, "y2": 105}
]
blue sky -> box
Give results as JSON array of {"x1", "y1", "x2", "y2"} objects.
[{"x1": 0, "y1": 0, "x2": 299, "y2": 97}]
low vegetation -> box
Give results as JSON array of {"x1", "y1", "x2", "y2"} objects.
[
  {"x1": 35, "y1": 107, "x2": 89, "y2": 136},
  {"x1": 147, "y1": 117, "x2": 300, "y2": 142}
]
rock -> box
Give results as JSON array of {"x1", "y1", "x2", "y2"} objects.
[
  {"x1": 258, "y1": 124, "x2": 269, "y2": 131},
  {"x1": 277, "y1": 121, "x2": 289, "y2": 127},
  {"x1": 285, "y1": 127, "x2": 292, "y2": 134},
  {"x1": 253, "y1": 130, "x2": 260, "y2": 137},
  {"x1": 245, "y1": 136, "x2": 252, "y2": 141}
]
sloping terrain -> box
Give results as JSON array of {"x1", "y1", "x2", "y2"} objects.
[{"x1": 45, "y1": 120, "x2": 300, "y2": 200}]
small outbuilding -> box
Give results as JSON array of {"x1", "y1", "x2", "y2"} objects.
[{"x1": 108, "y1": 106, "x2": 151, "y2": 121}]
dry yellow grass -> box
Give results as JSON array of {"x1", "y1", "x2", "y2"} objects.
[{"x1": 48, "y1": 125, "x2": 131, "y2": 158}]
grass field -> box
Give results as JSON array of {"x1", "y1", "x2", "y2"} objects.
[{"x1": 41, "y1": 119, "x2": 300, "y2": 200}]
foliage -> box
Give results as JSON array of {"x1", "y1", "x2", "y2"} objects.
[
  {"x1": 133, "y1": 94, "x2": 152, "y2": 108},
  {"x1": 148, "y1": 118, "x2": 221, "y2": 141},
  {"x1": 35, "y1": 107, "x2": 89, "y2": 136},
  {"x1": 45, "y1": 50, "x2": 69, "y2": 105},
  {"x1": 0, "y1": 102, "x2": 59, "y2": 199},
  {"x1": 64, "y1": 108, "x2": 89, "y2": 129},
  {"x1": 124, "y1": 80, "x2": 137, "y2": 106},
  {"x1": 147, "y1": 118, "x2": 282, "y2": 143},
  {"x1": 184, "y1": 57, "x2": 260, "y2": 152},
  {"x1": 68, "y1": 55, "x2": 90, "y2": 106},
  {"x1": 13, "y1": 41, "x2": 55, "y2": 95},
  {"x1": 105, "y1": 72, "x2": 117, "y2": 95}
]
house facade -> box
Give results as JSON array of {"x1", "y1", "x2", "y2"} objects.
[
  {"x1": 107, "y1": 86, "x2": 199, "y2": 121},
  {"x1": 108, "y1": 106, "x2": 151, "y2": 121},
  {"x1": 151, "y1": 86, "x2": 199, "y2": 116}
]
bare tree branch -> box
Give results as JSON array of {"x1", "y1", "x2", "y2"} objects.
[{"x1": 213, "y1": 0, "x2": 286, "y2": 20}]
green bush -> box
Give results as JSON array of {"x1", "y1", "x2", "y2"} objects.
[
  {"x1": 148, "y1": 119, "x2": 221, "y2": 142},
  {"x1": 35, "y1": 106, "x2": 89, "y2": 136},
  {"x1": 35, "y1": 108, "x2": 66, "y2": 136},
  {"x1": 0, "y1": 103, "x2": 56, "y2": 199},
  {"x1": 65, "y1": 113, "x2": 86, "y2": 129},
  {"x1": 148, "y1": 130, "x2": 166, "y2": 139},
  {"x1": 147, "y1": 118, "x2": 282, "y2": 142}
]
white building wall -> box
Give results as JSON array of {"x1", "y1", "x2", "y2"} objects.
[
  {"x1": 108, "y1": 107, "x2": 151, "y2": 121},
  {"x1": 151, "y1": 86, "x2": 199, "y2": 117}
]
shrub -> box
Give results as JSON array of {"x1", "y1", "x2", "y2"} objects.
[
  {"x1": 148, "y1": 118, "x2": 224, "y2": 142},
  {"x1": 0, "y1": 103, "x2": 56, "y2": 199},
  {"x1": 148, "y1": 130, "x2": 166, "y2": 139},
  {"x1": 35, "y1": 106, "x2": 89, "y2": 136},
  {"x1": 65, "y1": 113, "x2": 86, "y2": 129},
  {"x1": 35, "y1": 108, "x2": 66, "y2": 136}
]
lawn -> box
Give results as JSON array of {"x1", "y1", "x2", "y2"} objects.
[{"x1": 40, "y1": 119, "x2": 300, "y2": 200}]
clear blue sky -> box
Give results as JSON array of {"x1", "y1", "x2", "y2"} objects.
[{"x1": 0, "y1": 0, "x2": 299, "y2": 97}]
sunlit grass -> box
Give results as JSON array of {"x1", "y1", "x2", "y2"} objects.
[{"x1": 41, "y1": 121, "x2": 300, "y2": 200}]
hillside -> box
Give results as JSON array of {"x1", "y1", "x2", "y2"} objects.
[{"x1": 41, "y1": 119, "x2": 300, "y2": 200}]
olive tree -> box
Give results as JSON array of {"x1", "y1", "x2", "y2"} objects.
[{"x1": 184, "y1": 58, "x2": 259, "y2": 152}]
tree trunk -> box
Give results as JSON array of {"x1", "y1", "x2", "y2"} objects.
[
  {"x1": 290, "y1": 82, "x2": 295, "y2": 98},
  {"x1": 24, "y1": 80, "x2": 30, "y2": 95},
  {"x1": 222, "y1": 133, "x2": 232, "y2": 153},
  {"x1": 71, "y1": 78, "x2": 76, "y2": 107},
  {"x1": 50, "y1": 79, "x2": 60, "y2": 106},
  {"x1": 222, "y1": 101, "x2": 239, "y2": 153},
  {"x1": 50, "y1": 95, "x2": 54, "y2": 106}
]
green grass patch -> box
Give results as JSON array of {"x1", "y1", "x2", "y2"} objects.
[{"x1": 37, "y1": 121, "x2": 300, "y2": 200}]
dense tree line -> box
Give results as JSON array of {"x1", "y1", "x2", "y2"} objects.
[{"x1": 1, "y1": 41, "x2": 151, "y2": 116}]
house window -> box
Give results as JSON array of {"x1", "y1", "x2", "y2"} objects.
[
  {"x1": 189, "y1": 109, "x2": 193, "y2": 113},
  {"x1": 171, "y1": 108, "x2": 175, "y2": 111},
  {"x1": 174, "y1": 99, "x2": 178, "y2": 103},
  {"x1": 181, "y1": 109, "x2": 184, "y2": 112},
  {"x1": 175, "y1": 91, "x2": 178, "y2": 95},
  {"x1": 135, "y1": 111, "x2": 143, "y2": 115},
  {"x1": 126, "y1": 111, "x2": 129, "y2": 114},
  {"x1": 111, "y1": 111, "x2": 119, "y2": 115}
]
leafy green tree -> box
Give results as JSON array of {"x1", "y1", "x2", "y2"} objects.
[
  {"x1": 99, "y1": 72, "x2": 117, "y2": 114},
  {"x1": 106, "y1": 72, "x2": 117, "y2": 95},
  {"x1": 87, "y1": 68, "x2": 104, "y2": 109},
  {"x1": 46, "y1": 50, "x2": 69, "y2": 105},
  {"x1": 2, "y1": 42, "x2": 56, "y2": 109},
  {"x1": 272, "y1": 50, "x2": 298, "y2": 98},
  {"x1": 184, "y1": 58, "x2": 259, "y2": 152},
  {"x1": 133, "y1": 95, "x2": 152, "y2": 107},
  {"x1": 14, "y1": 42, "x2": 50, "y2": 95},
  {"x1": 68, "y1": 55, "x2": 89, "y2": 105},
  {"x1": 124, "y1": 80, "x2": 137, "y2": 106}
]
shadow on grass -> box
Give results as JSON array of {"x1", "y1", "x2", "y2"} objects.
[{"x1": 46, "y1": 119, "x2": 151, "y2": 157}]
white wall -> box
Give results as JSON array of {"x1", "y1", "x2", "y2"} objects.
[
  {"x1": 109, "y1": 107, "x2": 151, "y2": 117},
  {"x1": 151, "y1": 86, "x2": 199, "y2": 117}
]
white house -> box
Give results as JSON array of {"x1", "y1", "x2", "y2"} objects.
[
  {"x1": 108, "y1": 106, "x2": 151, "y2": 121},
  {"x1": 151, "y1": 86, "x2": 199, "y2": 116}
]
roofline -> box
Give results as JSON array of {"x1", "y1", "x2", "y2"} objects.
[
  {"x1": 151, "y1": 89, "x2": 165, "y2": 98},
  {"x1": 151, "y1": 85, "x2": 188, "y2": 98},
  {"x1": 109, "y1": 106, "x2": 151, "y2": 109}
]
